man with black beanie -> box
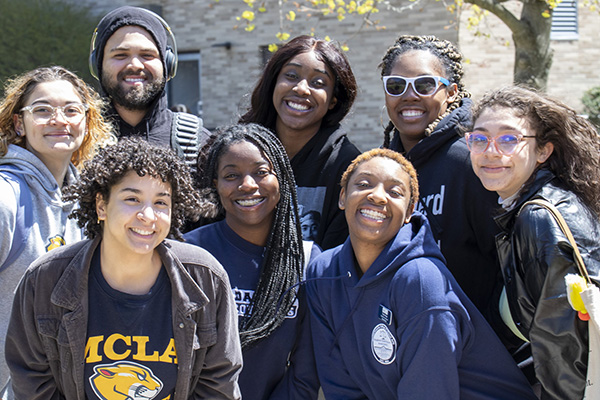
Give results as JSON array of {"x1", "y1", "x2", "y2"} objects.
[{"x1": 89, "y1": 6, "x2": 209, "y2": 167}]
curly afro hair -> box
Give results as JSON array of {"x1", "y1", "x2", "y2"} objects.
[{"x1": 64, "y1": 137, "x2": 208, "y2": 240}]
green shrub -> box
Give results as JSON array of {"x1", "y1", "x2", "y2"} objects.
[
  {"x1": 0, "y1": 0, "x2": 100, "y2": 94},
  {"x1": 582, "y1": 86, "x2": 600, "y2": 129}
]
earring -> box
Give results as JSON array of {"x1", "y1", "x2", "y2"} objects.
[{"x1": 15, "y1": 130, "x2": 22, "y2": 137}]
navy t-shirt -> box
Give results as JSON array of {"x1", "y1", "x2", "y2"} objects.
[{"x1": 84, "y1": 249, "x2": 177, "y2": 399}]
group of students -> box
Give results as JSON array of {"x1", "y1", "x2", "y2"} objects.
[{"x1": 1, "y1": 5, "x2": 600, "y2": 400}]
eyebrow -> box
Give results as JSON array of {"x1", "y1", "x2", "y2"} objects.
[
  {"x1": 355, "y1": 171, "x2": 405, "y2": 186},
  {"x1": 107, "y1": 45, "x2": 159, "y2": 54},
  {"x1": 472, "y1": 124, "x2": 521, "y2": 132},
  {"x1": 119, "y1": 187, "x2": 172, "y2": 197},
  {"x1": 29, "y1": 100, "x2": 82, "y2": 106},
  {"x1": 285, "y1": 61, "x2": 331, "y2": 77},
  {"x1": 219, "y1": 160, "x2": 270, "y2": 170}
]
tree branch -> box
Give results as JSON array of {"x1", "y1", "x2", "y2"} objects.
[{"x1": 465, "y1": 0, "x2": 523, "y2": 33}]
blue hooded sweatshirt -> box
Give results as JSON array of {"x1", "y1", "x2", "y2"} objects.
[{"x1": 305, "y1": 212, "x2": 536, "y2": 399}]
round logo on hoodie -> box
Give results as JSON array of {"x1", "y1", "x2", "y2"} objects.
[{"x1": 371, "y1": 323, "x2": 397, "y2": 365}]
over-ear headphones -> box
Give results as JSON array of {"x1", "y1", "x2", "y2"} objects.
[{"x1": 88, "y1": 8, "x2": 178, "y2": 81}]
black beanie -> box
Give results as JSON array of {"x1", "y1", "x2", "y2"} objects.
[{"x1": 94, "y1": 6, "x2": 169, "y2": 83}]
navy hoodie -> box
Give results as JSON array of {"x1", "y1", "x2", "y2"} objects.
[
  {"x1": 389, "y1": 99, "x2": 500, "y2": 314},
  {"x1": 306, "y1": 212, "x2": 536, "y2": 399}
]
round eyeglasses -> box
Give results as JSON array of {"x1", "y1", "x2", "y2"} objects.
[
  {"x1": 382, "y1": 75, "x2": 450, "y2": 97},
  {"x1": 20, "y1": 103, "x2": 88, "y2": 124},
  {"x1": 465, "y1": 132, "x2": 536, "y2": 155}
]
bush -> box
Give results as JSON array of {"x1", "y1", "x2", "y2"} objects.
[
  {"x1": 582, "y1": 86, "x2": 600, "y2": 129},
  {"x1": 0, "y1": 0, "x2": 100, "y2": 94}
]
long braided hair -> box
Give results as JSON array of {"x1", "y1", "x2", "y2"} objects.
[
  {"x1": 379, "y1": 35, "x2": 471, "y2": 149},
  {"x1": 196, "y1": 123, "x2": 304, "y2": 348}
]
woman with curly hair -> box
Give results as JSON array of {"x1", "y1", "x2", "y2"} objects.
[
  {"x1": 5, "y1": 138, "x2": 243, "y2": 399},
  {"x1": 0, "y1": 65, "x2": 113, "y2": 391},
  {"x1": 466, "y1": 86, "x2": 600, "y2": 399},
  {"x1": 240, "y1": 35, "x2": 361, "y2": 250},
  {"x1": 379, "y1": 35, "x2": 500, "y2": 318},
  {"x1": 305, "y1": 148, "x2": 535, "y2": 399},
  {"x1": 184, "y1": 123, "x2": 320, "y2": 399}
]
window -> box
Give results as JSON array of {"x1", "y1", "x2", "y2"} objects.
[
  {"x1": 167, "y1": 52, "x2": 203, "y2": 116},
  {"x1": 551, "y1": 0, "x2": 578, "y2": 41}
]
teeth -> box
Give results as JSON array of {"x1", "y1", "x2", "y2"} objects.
[
  {"x1": 236, "y1": 198, "x2": 263, "y2": 207},
  {"x1": 402, "y1": 110, "x2": 424, "y2": 117},
  {"x1": 131, "y1": 228, "x2": 154, "y2": 235},
  {"x1": 287, "y1": 101, "x2": 309, "y2": 111},
  {"x1": 125, "y1": 78, "x2": 144, "y2": 82},
  {"x1": 360, "y1": 209, "x2": 386, "y2": 221}
]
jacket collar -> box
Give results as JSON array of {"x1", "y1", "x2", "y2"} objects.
[
  {"x1": 51, "y1": 238, "x2": 209, "y2": 316},
  {"x1": 494, "y1": 168, "x2": 556, "y2": 233}
]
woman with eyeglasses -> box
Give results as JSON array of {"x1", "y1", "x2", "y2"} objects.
[
  {"x1": 240, "y1": 35, "x2": 361, "y2": 250},
  {"x1": 466, "y1": 86, "x2": 600, "y2": 399},
  {"x1": 305, "y1": 148, "x2": 536, "y2": 399},
  {"x1": 0, "y1": 66, "x2": 114, "y2": 393},
  {"x1": 379, "y1": 35, "x2": 501, "y2": 320}
]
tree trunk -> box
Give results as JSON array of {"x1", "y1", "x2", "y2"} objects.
[{"x1": 511, "y1": 0, "x2": 554, "y2": 90}]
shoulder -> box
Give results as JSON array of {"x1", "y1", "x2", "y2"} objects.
[
  {"x1": 391, "y1": 258, "x2": 461, "y2": 311},
  {"x1": 163, "y1": 239, "x2": 228, "y2": 280},
  {"x1": 0, "y1": 174, "x2": 18, "y2": 211},
  {"x1": 306, "y1": 244, "x2": 344, "y2": 279}
]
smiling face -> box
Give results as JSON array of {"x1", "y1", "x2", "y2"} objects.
[
  {"x1": 101, "y1": 25, "x2": 165, "y2": 110},
  {"x1": 96, "y1": 171, "x2": 172, "y2": 257},
  {"x1": 385, "y1": 50, "x2": 457, "y2": 151},
  {"x1": 273, "y1": 50, "x2": 338, "y2": 140},
  {"x1": 340, "y1": 157, "x2": 414, "y2": 258},
  {"x1": 469, "y1": 106, "x2": 554, "y2": 199},
  {"x1": 216, "y1": 140, "x2": 281, "y2": 246},
  {"x1": 14, "y1": 80, "x2": 87, "y2": 166}
]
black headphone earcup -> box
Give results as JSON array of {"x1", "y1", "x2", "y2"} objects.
[
  {"x1": 164, "y1": 46, "x2": 176, "y2": 80},
  {"x1": 89, "y1": 49, "x2": 98, "y2": 80}
]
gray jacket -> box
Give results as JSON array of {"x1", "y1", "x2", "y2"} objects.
[{"x1": 5, "y1": 237, "x2": 242, "y2": 399}]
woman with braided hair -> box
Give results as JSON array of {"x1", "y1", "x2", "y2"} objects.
[
  {"x1": 184, "y1": 123, "x2": 320, "y2": 400},
  {"x1": 379, "y1": 35, "x2": 501, "y2": 319}
]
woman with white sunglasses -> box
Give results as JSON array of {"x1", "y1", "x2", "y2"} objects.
[
  {"x1": 467, "y1": 86, "x2": 600, "y2": 399},
  {"x1": 379, "y1": 35, "x2": 501, "y2": 324}
]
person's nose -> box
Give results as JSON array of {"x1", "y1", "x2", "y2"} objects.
[
  {"x1": 129, "y1": 56, "x2": 144, "y2": 70},
  {"x1": 49, "y1": 108, "x2": 69, "y2": 125},
  {"x1": 238, "y1": 175, "x2": 259, "y2": 191},
  {"x1": 293, "y1": 79, "x2": 310, "y2": 96},
  {"x1": 137, "y1": 205, "x2": 158, "y2": 222},
  {"x1": 367, "y1": 184, "x2": 387, "y2": 204}
]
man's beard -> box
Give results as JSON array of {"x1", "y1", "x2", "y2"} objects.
[{"x1": 102, "y1": 69, "x2": 165, "y2": 111}]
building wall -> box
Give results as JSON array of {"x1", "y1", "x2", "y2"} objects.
[
  {"x1": 459, "y1": 2, "x2": 600, "y2": 112},
  {"x1": 79, "y1": 0, "x2": 599, "y2": 149},
  {"x1": 78, "y1": 0, "x2": 456, "y2": 151}
]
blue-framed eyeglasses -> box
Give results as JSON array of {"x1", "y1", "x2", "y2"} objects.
[
  {"x1": 383, "y1": 75, "x2": 450, "y2": 97},
  {"x1": 465, "y1": 132, "x2": 536, "y2": 155}
]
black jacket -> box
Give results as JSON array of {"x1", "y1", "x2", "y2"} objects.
[
  {"x1": 291, "y1": 124, "x2": 361, "y2": 250},
  {"x1": 495, "y1": 169, "x2": 600, "y2": 400},
  {"x1": 389, "y1": 99, "x2": 501, "y2": 313}
]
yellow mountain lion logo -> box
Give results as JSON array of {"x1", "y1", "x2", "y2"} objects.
[
  {"x1": 89, "y1": 361, "x2": 163, "y2": 400},
  {"x1": 45, "y1": 235, "x2": 66, "y2": 252}
]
